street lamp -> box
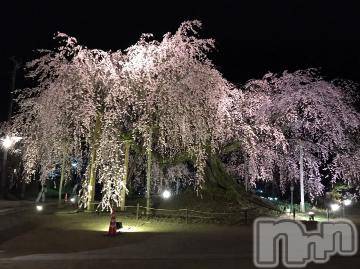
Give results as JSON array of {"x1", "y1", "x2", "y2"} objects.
[
  {"x1": 2, "y1": 137, "x2": 12, "y2": 149},
  {"x1": 1, "y1": 135, "x2": 22, "y2": 149},
  {"x1": 290, "y1": 184, "x2": 294, "y2": 214},
  {"x1": 1, "y1": 135, "x2": 22, "y2": 198}
]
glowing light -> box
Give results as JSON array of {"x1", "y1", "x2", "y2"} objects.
[
  {"x1": 70, "y1": 197, "x2": 76, "y2": 203},
  {"x1": 330, "y1": 203, "x2": 340, "y2": 211},
  {"x1": 162, "y1": 190, "x2": 171, "y2": 199},
  {"x1": 343, "y1": 199, "x2": 351, "y2": 206},
  {"x1": 2, "y1": 136, "x2": 12, "y2": 149},
  {"x1": 118, "y1": 226, "x2": 137, "y2": 233},
  {"x1": 93, "y1": 223, "x2": 141, "y2": 233},
  {"x1": 308, "y1": 211, "x2": 315, "y2": 216},
  {"x1": 1, "y1": 135, "x2": 22, "y2": 149},
  {"x1": 36, "y1": 205, "x2": 43, "y2": 211}
]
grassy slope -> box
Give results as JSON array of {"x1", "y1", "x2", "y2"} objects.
[{"x1": 126, "y1": 155, "x2": 280, "y2": 221}]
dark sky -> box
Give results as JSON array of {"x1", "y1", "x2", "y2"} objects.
[{"x1": 1, "y1": 0, "x2": 360, "y2": 121}]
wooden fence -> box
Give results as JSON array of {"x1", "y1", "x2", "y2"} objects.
[{"x1": 116, "y1": 204, "x2": 256, "y2": 224}]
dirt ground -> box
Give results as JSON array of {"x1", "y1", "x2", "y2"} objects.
[
  {"x1": 1, "y1": 212, "x2": 237, "y2": 257},
  {"x1": 0, "y1": 210, "x2": 360, "y2": 269}
]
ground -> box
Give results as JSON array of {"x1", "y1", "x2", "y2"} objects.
[
  {"x1": 1, "y1": 206, "x2": 360, "y2": 269},
  {"x1": 0, "y1": 211, "x2": 255, "y2": 269}
]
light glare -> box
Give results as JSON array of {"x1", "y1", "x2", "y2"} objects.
[
  {"x1": 1, "y1": 135, "x2": 22, "y2": 149},
  {"x1": 162, "y1": 190, "x2": 171, "y2": 199},
  {"x1": 330, "y1": 203, "x2": 340, "y2": 211},
  {"x1": 343, "y1": 199, "x2": 352, "y2": 206},
  {"x1": 2, "y1": 136, "x2": 12, "y2": 149}
]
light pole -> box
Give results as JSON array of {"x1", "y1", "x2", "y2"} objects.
[
  {"x1": 290, "y1": 184, "x2": 294, "y2": 214},
  {"x1": 1, "y1": 135, "x2": 22, "y2": 198},
  {"x1": 1, "y1": 147, "x2": 9, "y2": 198},
  {"x1": 299, "y1": 143, "x2": 305, "y2": 212},
  {"x1": 289, "y1": 139, "x2": 306, "y2": 213}
]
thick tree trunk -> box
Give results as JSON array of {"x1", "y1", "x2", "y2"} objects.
[
  {"x1": 146, "y1": 128, "x2": 153, "y2": 216},
  {"x1": 159, "y1": 169, "x2": 164, "y2": 192},
  {"x1": 20, "y1": 180, "x2": 26, "y2": 199},
  {"x1": 205, "y1": 154, "x2": 279, "y2": 211},
  {"x1": 58, "y1": 152, "x2": 66, "y2": 206},
  {"x1": 35, "y1": 183, "x2": 47, "y2": 203},
  {"x1": 176, "y1": 178, "x2": 179, "y2": 195},
  {"x1": 120, "y1": 140, "x2": 131, "y2": 211},
  {"x1": 244, "y1": 154, "x2": 249, "y2": 192},
  {"x1": 205, "y1": 154, "x2": 245, "y2": 202},
  {"x1": 87, "y1": 113, "x2": 102, "y2": 211}
]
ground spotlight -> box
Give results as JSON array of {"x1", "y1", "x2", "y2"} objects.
[
  {"x1": 36, "y1": 204, "x2": 44, "y2": 212},
  {"x1": 330, "y1": 203, "x2": 340, "y2": 211},
  {"x1": 162, "y1": 190, "x2": 171, "y2": 199},
  {"x1": 308, "y1": 211, "x2": 315, "y2": 221}
]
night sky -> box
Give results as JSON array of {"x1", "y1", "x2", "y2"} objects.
[{"x1": 1, "y1": 0, "x2": 360, "y2": 122}]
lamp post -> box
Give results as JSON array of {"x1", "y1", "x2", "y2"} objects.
[
  {"x1": 290, "y1": 184, "x2": 294, "y2": 214},
  {"x1": 1, "y1": 135, "x2": 22, "y2": 198},
  {"x1": 299, "y1": 144, "x2": 305, "y2": 212},
  {"x1": 1, "y1": 146, "x2": 9, "y2": 198}
]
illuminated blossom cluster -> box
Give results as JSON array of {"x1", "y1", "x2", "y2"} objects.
[
  {"x1": 7, "y1": 22, "x2": 360, "y2": 209},
  {"x1": 123, "y1": 20, "x2": 232, "y2": 189},
  {"x1": 9, "y1": 21, "x2": 232, "y2": 209},
  {"x1": 226, "y1": 69, "x2": 360, "y2": 199}
]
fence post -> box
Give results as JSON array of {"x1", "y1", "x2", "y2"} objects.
[
  {"x1": 244, "y1": 210, "x2": 248, "y2": 224},
  {"x1": 136, "y1": 203, "x2": 139, "y2": 221},
  {"x1": 185, "y1": 208, "x2": 188, "y2": 224},
  {"x1": 293, "y1": 208, "x2": 296, "y2": 220},
  {"x1": 327, "y1": 208, "x2": 330, "y2": 221}
]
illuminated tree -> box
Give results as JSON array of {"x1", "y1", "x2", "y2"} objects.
[
  {"x1": 242, "y1": 69, "x2": 360, "y2": 210},
  {"x1": 12, "y1": 20, "x2": 360, "y2": 213},
  {"x1": 10, "y1": 34, "x2": 130, "y2": 210},
  {"x1": 122, "y1": 20, "x2": 232, "y2": 212},
  {"x1": 9, "y1": 21, "x2": 233, "y2": 211}
]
